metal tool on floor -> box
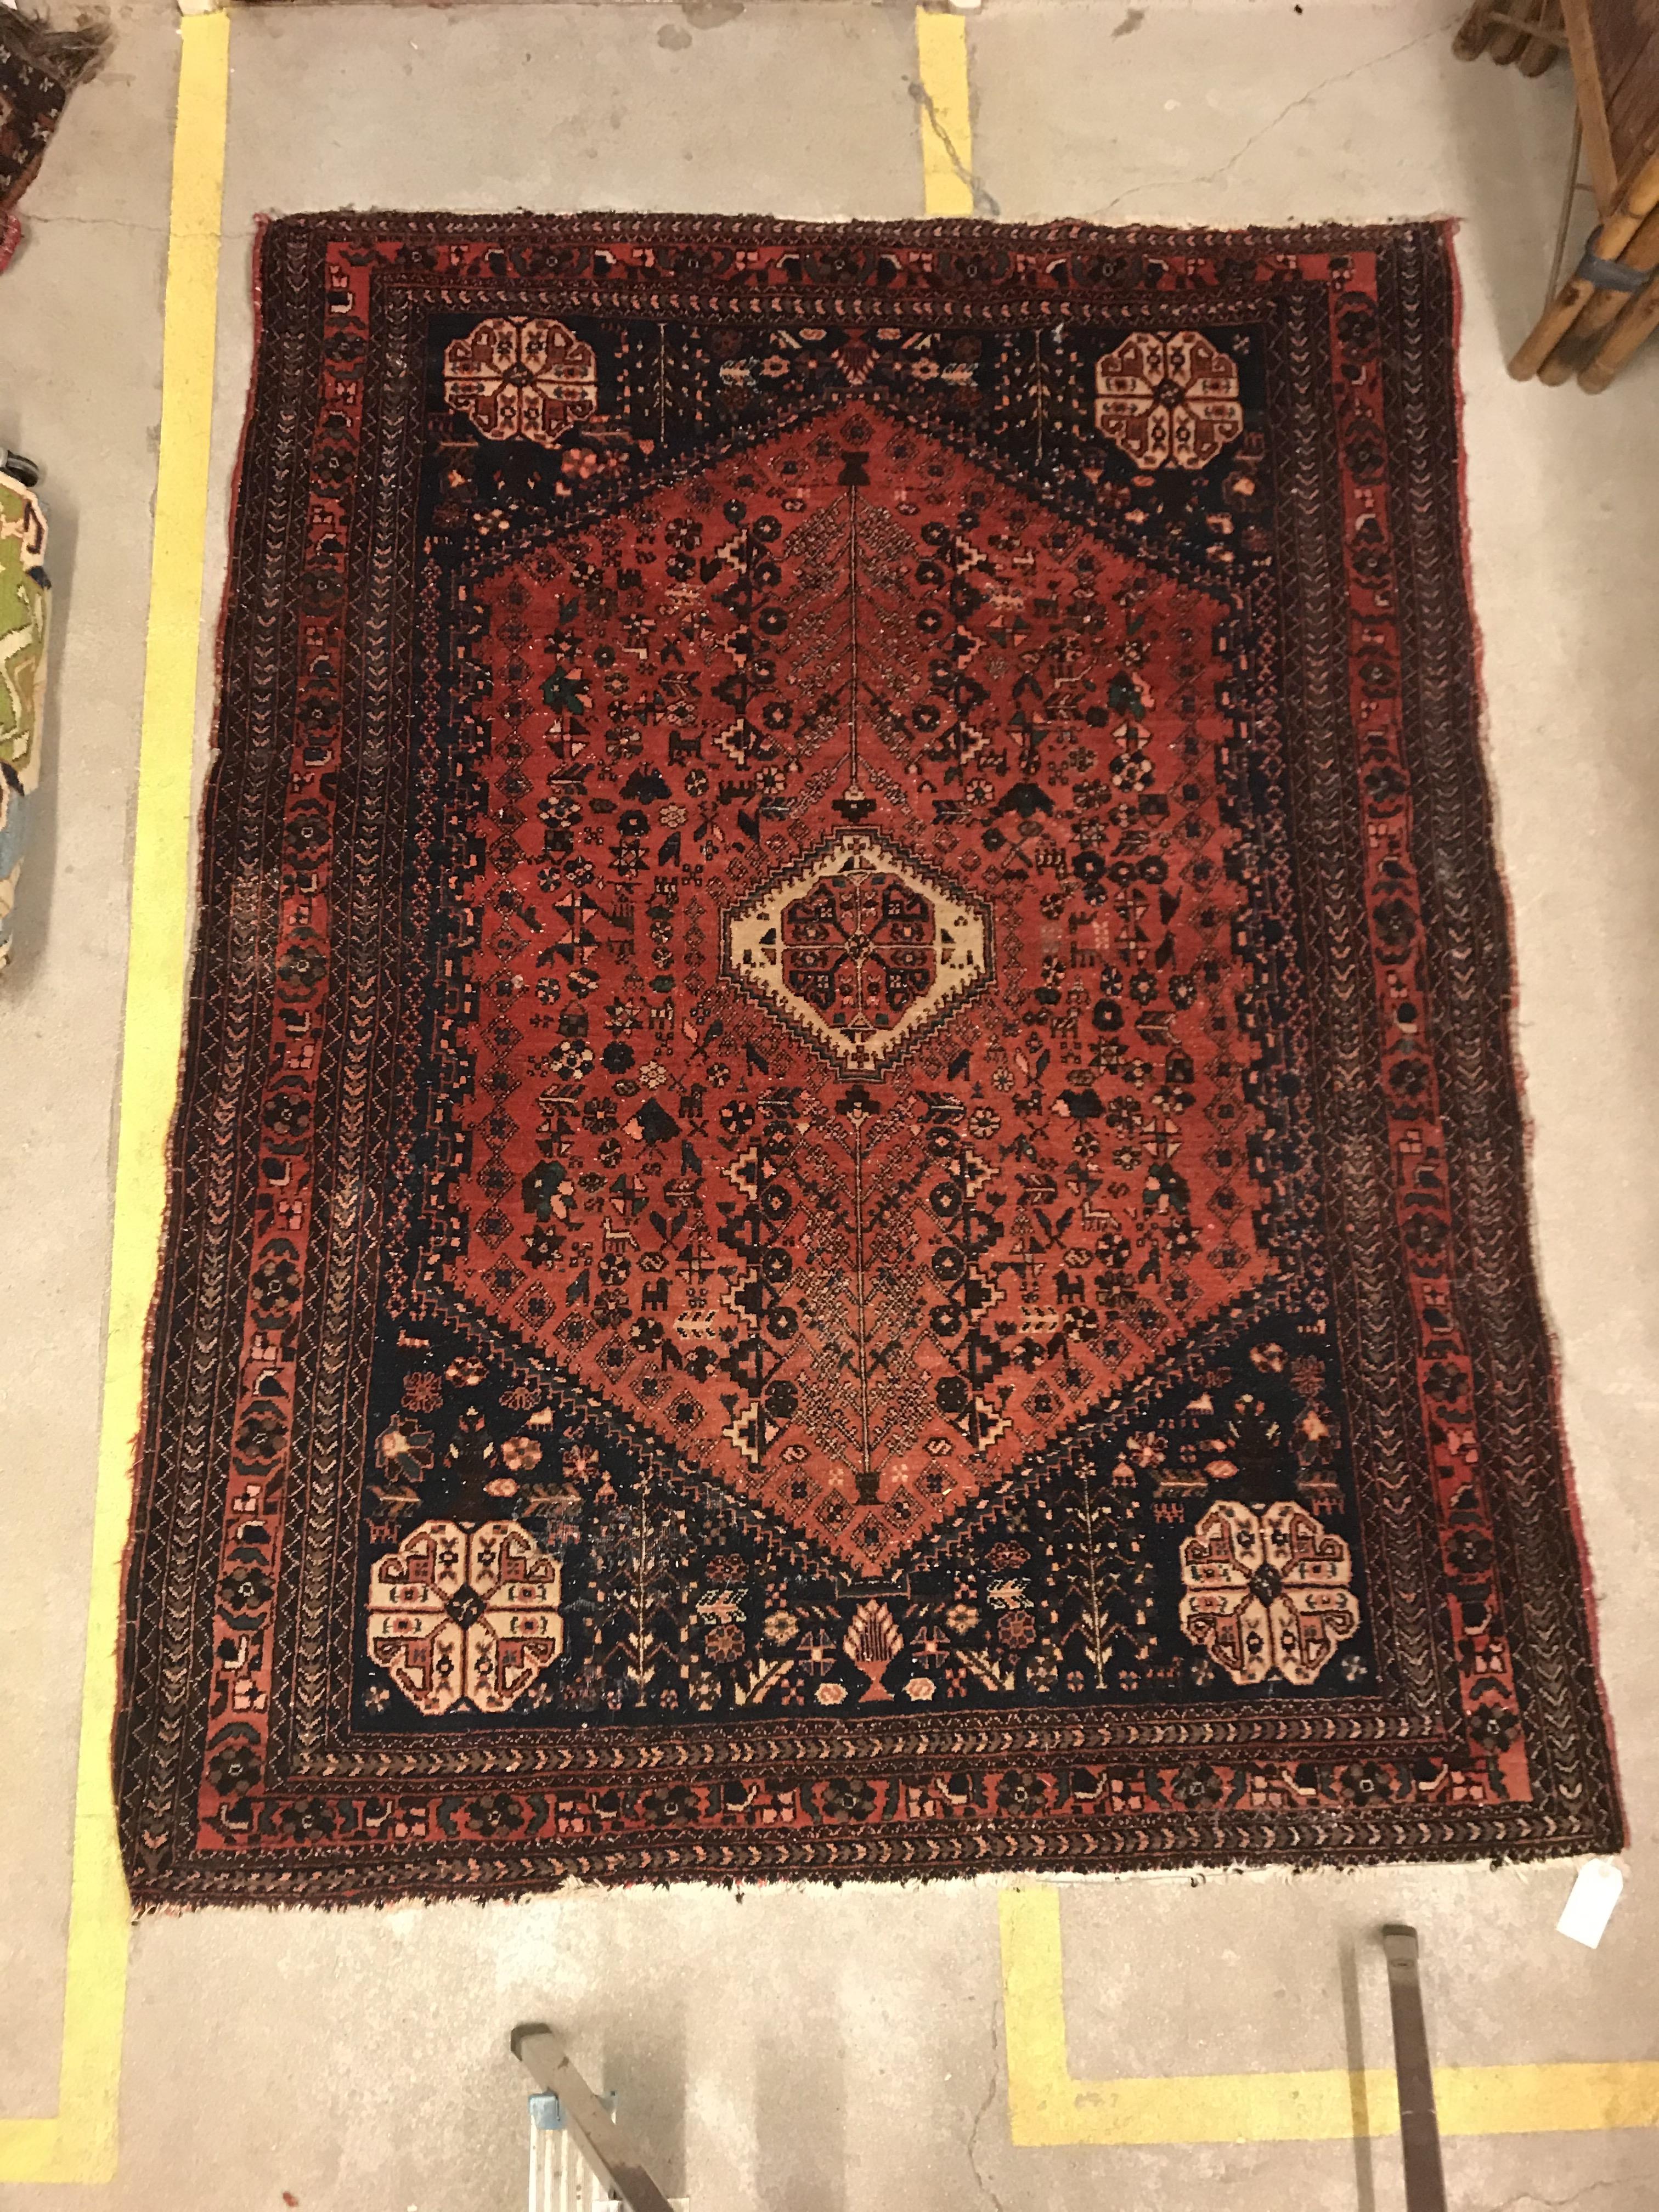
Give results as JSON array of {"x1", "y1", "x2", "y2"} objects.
[
  {"x1": 512, "y1": 2027, "x2": 677, "y2": 2212},
  {"x1": 1382, "y1": 1925, "x2": 1447, "y2": 2212}
]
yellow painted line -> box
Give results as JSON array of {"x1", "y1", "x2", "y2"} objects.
[
  {"x1": 1000, "y1": 1887, "x2": 1659, "y2": 2146},
  {"x1": 0, "y1": 8, "x2": 230, "y2": 2186},
  {"x1": 914, "y1": 8, "x2": 975, "y2": 218}
]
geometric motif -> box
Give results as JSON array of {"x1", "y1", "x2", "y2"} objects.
[
  {"x1": 365, "y1": 1519, "x2": 563, "y2": 1717},
  {"x1": 443, "y1": 315, "x2": 599, "y2": 449},
  {"x1": 1094, "y1": 330, "x2": 1245, "y2": 472},
  {"x1": 723, "y1": 830, "x2": 991, "y2": 1076},
  {"x1": 1178, "y1": 1498, "x2": 1358, "y2": 1686}
]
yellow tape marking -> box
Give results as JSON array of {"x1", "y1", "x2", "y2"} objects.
[
  {"x1": 915, "y1": 8, "x2": 975, "y2": 218},
  {"x1": 1000, "y1": 1888, "x2": 1659, "y2": 2146},
  {"x1": 0, "y1": 9, "x2": 230, "y2": 2186}
]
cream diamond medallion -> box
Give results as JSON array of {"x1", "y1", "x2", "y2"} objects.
[{"x1": 721, "y1": 831, "x2": 992, "y2": 1075}]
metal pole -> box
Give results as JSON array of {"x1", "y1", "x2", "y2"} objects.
[
  {"x1": 1547, "y1": 109, "x2": 1585, "y2": 303},
  {"x1": 512, "y1": 2028, "x2": 675, "y2": 2212},
  {"x1": 1381, "y1": 1925, "x2": 1448, "y2": 2212}
]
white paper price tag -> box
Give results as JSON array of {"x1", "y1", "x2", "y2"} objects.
[{"x1": 1556, "y1": 1859, "x2": 1624, "y2": 1949}]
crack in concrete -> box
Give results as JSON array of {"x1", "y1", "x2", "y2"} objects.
[
  {"x1": 18, "y1": 212, "x2": 173, "y2": 235},
  {"x1": 967, "y1": 1988, "x2": 1013, "y2": 2212},
  {"x1": 907, "y1": 76, "x2": 1001, "y2": 218},
  {"x1": 1082, "y1": 13, "x2": 1460, "y2": 219},
  {"x1": 1481, "y1": 2186, "x2": 1622, "y2": 2212},
  {"x1": 22, "y1": 212, "x2": 257, "y2": 244}
]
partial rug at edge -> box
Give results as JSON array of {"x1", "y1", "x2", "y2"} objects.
[
  {"x1": 0, "y1": 461, "x2": 49, "y2": 968},
  {"x1": 0, "y1": 9, "x2": 108, "y2": 227},
  {"x1": 116, "y1": 215, "x2": 1621, "y2": 1903}
]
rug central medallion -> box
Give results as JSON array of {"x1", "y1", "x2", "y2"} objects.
[{"x1": 724, "y1": 831, "x2": 990, "y2": 1072}]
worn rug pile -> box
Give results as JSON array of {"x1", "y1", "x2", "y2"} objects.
[
  {"x1": 0, "y1": 8, "x2": 107, "y2": 266},
  {"x1": 116, "y1": 216, "x2": 1621, "y2": 1903}
]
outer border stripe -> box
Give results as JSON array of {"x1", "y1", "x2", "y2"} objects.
[
  {"x1": 1000, "y1": 1888, "x2": 1659, "y2": 2146},
  {"x1": 0, "y1": 9, "x2": 229, "y2": 2186}
]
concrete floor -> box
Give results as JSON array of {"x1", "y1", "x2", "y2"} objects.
[{"x1": 2, "y1": 1, "x2": 1658, "y2": 2205}]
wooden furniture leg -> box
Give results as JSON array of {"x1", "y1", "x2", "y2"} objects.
[
  {"x1": 1489, "y1": 4, "x2": 1531, "y2": 64},
  {"x1": 1500, "y1": 0, "x2": 1659, "y2": 384},
  {"x1": 1539, "y1": 199, "x2": 1659, "y2": 376},
  {"x1": 1519, "y1": 5, "x2": 1565, "y2": 76},
  {"x1": 1454, "y1": 0, "x2": 1502, "y2": 61},
  {"x1": 1455, "y1": 0, "x2": 1565, "y2": 69},
  {"x1": 1510, "y1": 183, "x2": 1659, "y2": 376},
  {"x1": 1581, "y1": 260, "x2": 1659, "y2": 385}
]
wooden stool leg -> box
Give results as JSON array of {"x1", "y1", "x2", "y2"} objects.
[
  {"x1": 1454, "y1": 0, "x2": 1500, "y2": 60},
  {"x1": 1538, "y1": 202, "x2": 1659, "y2": 375},
  {"x1": 1454, "y1": 0, "x2": 1564, "y2": 67},
  {"x1": 1517, "y1": 0, "x2": 1564, "y2": 76},
  {"x1": 1580, "y1": 265, "x2": 1659, "y2": 388},
  {"x1": 1499, "y1": 0, "x2": 1551, "y2": 69},
  {"x1": 1512, "y1": 206, "x2": 1645, "y2": 376}
]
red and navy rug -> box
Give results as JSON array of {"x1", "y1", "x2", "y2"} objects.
[
  {"x1": 0, "y1": 10, "x2": 106, "y2": 227},
  {"x1": 116, "y1": 216, "x2": 1621, "y2": 1902}
]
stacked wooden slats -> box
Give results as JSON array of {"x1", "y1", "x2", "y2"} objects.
[{"x1": 1499, "y1": 0, "x2": 1659, "y2": 387}]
